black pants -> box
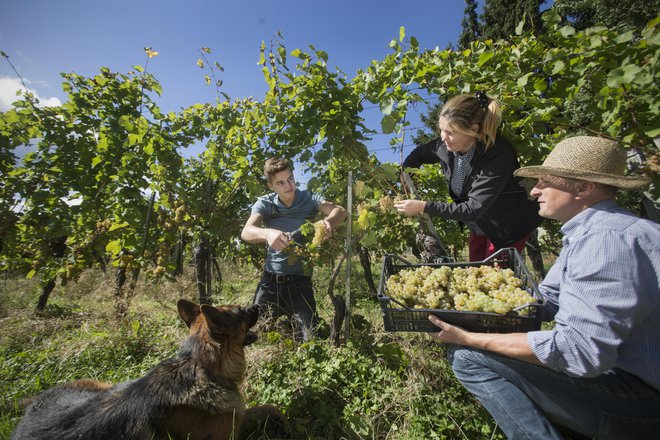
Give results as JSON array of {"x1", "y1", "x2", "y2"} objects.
[{"x1": 253, "y1": 272, "x2": 318, "y2": 341}]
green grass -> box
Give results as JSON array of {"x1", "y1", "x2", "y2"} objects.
[{"x1": 0, "y1": 260, "x2": 505, "y2": 440}]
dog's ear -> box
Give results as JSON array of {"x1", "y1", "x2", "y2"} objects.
[
  {"x1": 200, "y1": 305, "x2": 240, "y2": 336},
  {"x1": 177, "y1": 299, "x2": 201, "y2": 328}
]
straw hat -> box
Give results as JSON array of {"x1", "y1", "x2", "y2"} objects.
[{"x1": 514, "y1": 136, "x2": 652, "y2": 189}]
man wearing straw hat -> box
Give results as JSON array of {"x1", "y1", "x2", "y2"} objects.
[{"x1": 427, "y1": 136, "x2": 659, "y2": 439}]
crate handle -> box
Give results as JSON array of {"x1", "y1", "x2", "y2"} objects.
[
  {"x1": 512, "y1": 299, "x2": 545, "y2": 312},
  {"x1": 387, "y1": 253, "x2": 414, "y2": 266},
  {"x1": 385, "y1": 295, "x2": 416, "y2": 311}
]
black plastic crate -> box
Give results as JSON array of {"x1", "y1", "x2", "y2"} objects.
[{"x1": 378, "y1": 248, "x2": 545, "y2": 333}]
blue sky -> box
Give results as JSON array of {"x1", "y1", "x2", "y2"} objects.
[{"x1": 1, "y1": 0, "x2": 468, "y2": 171}]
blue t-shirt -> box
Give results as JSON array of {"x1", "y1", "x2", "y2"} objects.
[{"x1": 251, "y1": 188, "x2": 324, "y2": 275}]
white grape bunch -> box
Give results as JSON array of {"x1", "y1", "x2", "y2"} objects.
[
  {"x1": 385, "y1": 264, "x2": 536, "y2": 315},
  {"x1": 311, "y1": 220, "x2": 328, "y2": 247}
]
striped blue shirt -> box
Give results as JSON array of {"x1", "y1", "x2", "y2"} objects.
[{"x1": 527, "y1": 199, "x2": 660, "y2": 390}]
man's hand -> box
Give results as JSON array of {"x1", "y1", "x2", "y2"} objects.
[
  {"x1": 321, "y1": 219, "x2": 332, "y2": 238},
  {"x1": 427, "y1": 315, "x2": 542, "y2": 365},
  {"x1": 427, "y1": 315, "x2": 469, "y2": 345},
  {"x1": 266, "y1": 230, "x2": 290, "y2": 251},
  {"x1": 394, "y1": 199, "x2": 426, "y2": 216}
]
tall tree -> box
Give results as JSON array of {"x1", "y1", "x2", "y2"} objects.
[
  {"x1": 553, "y1": 0, "x2": 660, "y2": 32},
  {"x1": 481, "y1": 0, "x2": 546, "y2": 41},
  {"x1": 549, "y1": 0, "x2": 658, "y2": 136},
  {"x1": 419, "y1": 0, "x2": 547, "y2": 148},
  {"x1": 458, "y1": 0, "x2": 481, "y2": 50}
]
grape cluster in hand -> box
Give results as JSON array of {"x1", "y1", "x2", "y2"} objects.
[
  {"x1": 311, "y1": 220, "x2": 328, "y2": 247},
  {"x1": 385, "y1": 264, "x2": 536, "y2": 315},
  {"x1": 285, "y1": 220, "x2": 337, "y2": 265}
]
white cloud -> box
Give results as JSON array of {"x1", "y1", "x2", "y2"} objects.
[{"x1": 0, "y1": 76, "x2": 62, "y2": 111}]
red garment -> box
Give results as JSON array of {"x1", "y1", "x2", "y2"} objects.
[{"x1": 469, "y1": 232, "x2": 529, "y2": 262}]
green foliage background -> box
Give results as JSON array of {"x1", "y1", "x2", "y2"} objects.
[
  {"x1": 0, "y1": 9, "x2": 659, "y2": 439},
  {"x1": 1, "y1": 12, "x2": 658, "y2": 290}
]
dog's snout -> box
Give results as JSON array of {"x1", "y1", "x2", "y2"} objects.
[
  {"x1": 243, "y1": 331, "x2": 258, "y2": 346},
  {"x1": 246, "y1": 304, "x2": 260, "y2": 326}
]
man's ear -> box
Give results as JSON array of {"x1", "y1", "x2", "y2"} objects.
[{"x1": 576, "y1": 181, "x2": 596, "y2": 198}]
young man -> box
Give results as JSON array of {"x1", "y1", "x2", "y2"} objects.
[
  {"x1": 427, "y1": 136, "x2": 659, "y2": 439},
  {"x1": 241, "y1": 157, "x2": 347, "y2": 341}
]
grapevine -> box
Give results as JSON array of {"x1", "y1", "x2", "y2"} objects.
[
  {"x1": 385, "y1": 264, "x2": 537, "y2": 315},
  {"x1": 1, "y1": 15, "x2": 657, "y2": 312},
  {"x1": 284, "y1": 220, "x2": 343, "y2": 267}
]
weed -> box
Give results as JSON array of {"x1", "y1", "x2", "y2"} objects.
[{"x1": 0, "y1": 260, "x2": 504, "y2": 439}]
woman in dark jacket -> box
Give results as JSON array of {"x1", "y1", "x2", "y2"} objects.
[{"x1": 394, "y1": 92, "x2": 543, "y2": 261}]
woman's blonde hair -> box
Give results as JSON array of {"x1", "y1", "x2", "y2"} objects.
[{"x1": 439, "y1": 93, "x2": 502, "y2": 149}]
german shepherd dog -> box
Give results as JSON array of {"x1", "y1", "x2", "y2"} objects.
[{"x1": 11, "y1": 299, "x2": 287, "y2": 440}]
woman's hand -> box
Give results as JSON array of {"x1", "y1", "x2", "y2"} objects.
[
  {"x1": 427, "y1": 315, "x2": 470, "y2": 345},
  {"x1": 393, "y1": 199, "x2": 426, "y2": 216}
]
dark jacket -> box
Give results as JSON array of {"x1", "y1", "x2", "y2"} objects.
[{"x1": 403, "y1": 135, "x2": 543, "y2": 249}]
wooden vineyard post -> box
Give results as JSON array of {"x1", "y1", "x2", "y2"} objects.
[{"x1": 344, "y1": 171, "x2": 353, "y2": 340}]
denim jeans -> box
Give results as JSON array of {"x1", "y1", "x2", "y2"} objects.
[
  {"x1": 253, "y1": 273, "x2": 318, "y2": 342},
  {"x1": 447, "y1": 345, "x2": 660, "y2": 439}
]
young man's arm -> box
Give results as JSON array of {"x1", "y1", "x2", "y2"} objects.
[
  {"x1": 317, "y1": 201, "x2": 347, "y2": 231},
  {"x1": 240, "y1": 213, "x2": 290, "y2": 251},
  {"x1": 428, "y1": 315, "x2": 543, "y2": 365}
]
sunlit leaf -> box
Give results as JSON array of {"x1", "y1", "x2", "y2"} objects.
[
  {"x1": 517, "y1": 72, "x2": 533, "y2": 88},
  {"x1": 381, "y1": 115, "x2": 396, "y2": 134},
  {"x1": 515, "y1": 19, "x2": 525, "y2": 36},
  {"x1": 645, "y1": 127, "x2": 660, "y2": 138},
  {"x1": 109, "y1": 222, "x2": 129, "y2": 232},
  {"x1": 477, "y1": 52, "x2": 494, "y2": 66},
  {"x1": 551, "y1": 60, "x2": 565, "y2": 75},
  {"x1": 533, "y1": 78, "x2": 547, "y2": 92},
  {"x1": 106, "y1": 240, "x2": 122, "y2": 256},
  {"x1": 559, "y1": 26, "x2": 575, "y2": 37},
  {"x1": 380, "y1": 98, "x2": 394, "y2": 115},
  {"x1": 357, "y1": 209, "x2": 377, "y2": 230},
  {"x1": 354, "y1": 180, "x2": 366, "y2": 197}
]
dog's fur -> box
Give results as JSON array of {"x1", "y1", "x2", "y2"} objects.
[{"x1": 11, "y1": 299, "x2": 287, "y2": 440}]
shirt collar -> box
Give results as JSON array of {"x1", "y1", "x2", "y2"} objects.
[
  {"x1": 452, "y1": 146, "x2": 476, "y2": 161},
  {"x1": 560, "y1": 199, "x2": 618, "y2": 239}
]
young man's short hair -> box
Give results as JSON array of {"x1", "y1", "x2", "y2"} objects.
[{"x1": 263, "y1": 157, "x2": 291, "y2": 181}]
